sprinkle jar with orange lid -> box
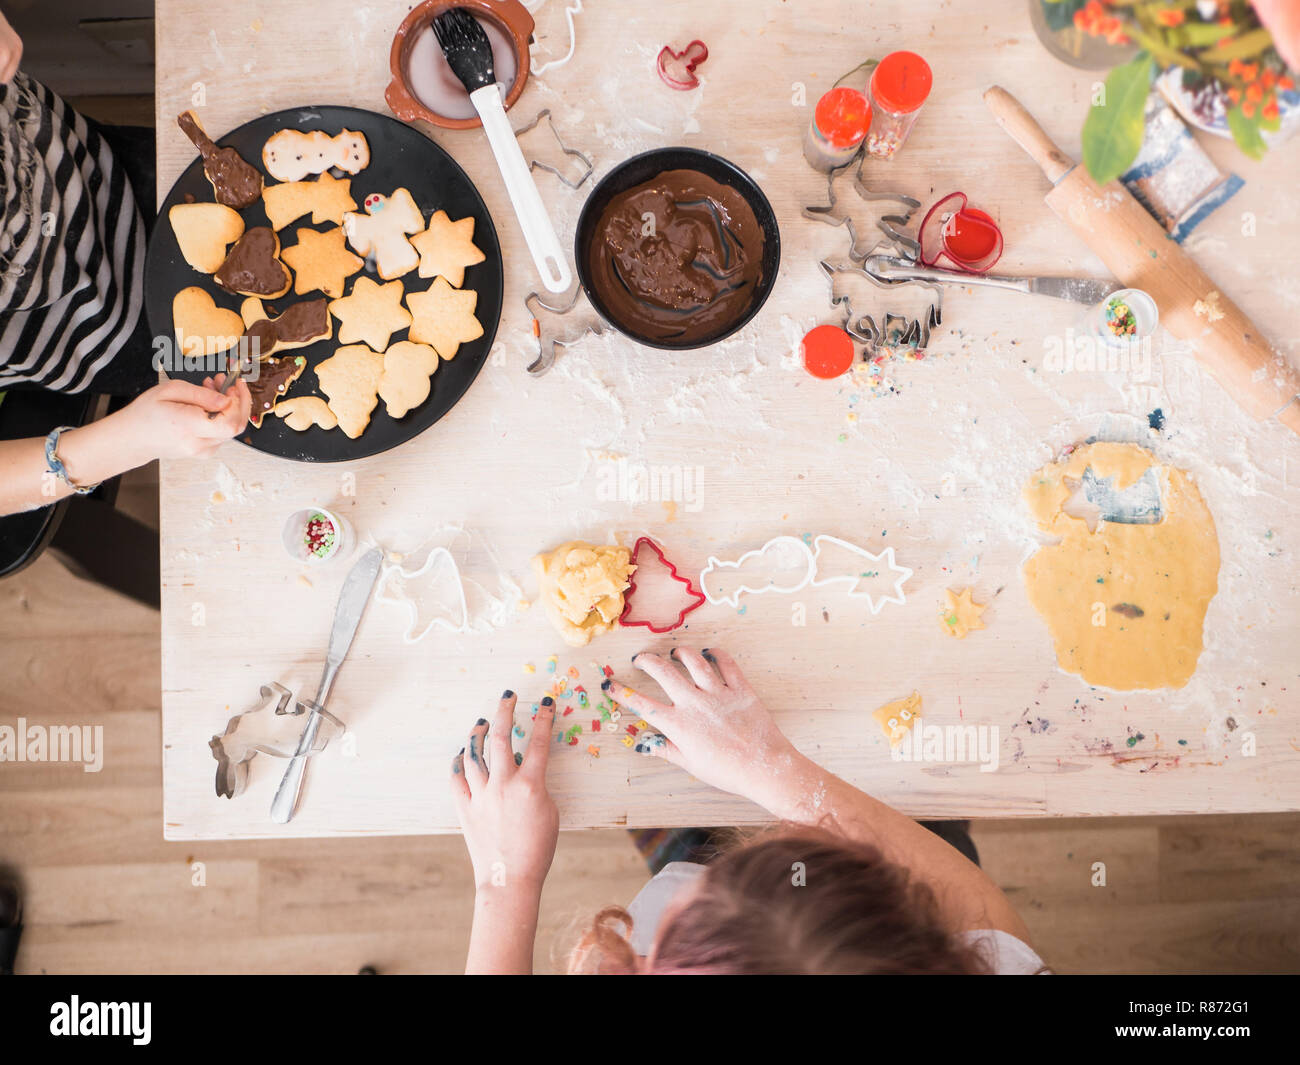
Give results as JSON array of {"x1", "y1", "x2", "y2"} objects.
[
  {"x1": 803, "y1": 86, "x2": 872, "y2": 171},
  {"x1": 866, "y1": 51, "x2": 932, "y2": 159}
]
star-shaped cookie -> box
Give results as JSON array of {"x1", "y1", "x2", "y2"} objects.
[
  {"x1": 329, "y1": 276, "x2": 412, "y2": 351},
  {"x1": 940, "y1": 587, "x2": 986, "y2": 639},
  {"x1": 410, "y1": 210, "x2": 486, "y2": 288},
  {"x1": 406, "y1": 276, "x2": 483, "y2": 360},
  {"x1": 282, "y1": 226, "x2": 363, "y2": 297}
]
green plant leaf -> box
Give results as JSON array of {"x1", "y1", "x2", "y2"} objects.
[
  {"x1": 1082, "y1": 54, "x2": 1153, "y2": 184},
  {"x1": 1197, "y1": 28, "x2": 1275, "y2": 64},
  {"x1": 1226, "y1": 104, "x2": 1269, "y2": 158}
]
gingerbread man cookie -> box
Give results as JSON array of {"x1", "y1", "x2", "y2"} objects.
[{"x1": 342, "y1": 188, "x2": 423, "y2": 280}]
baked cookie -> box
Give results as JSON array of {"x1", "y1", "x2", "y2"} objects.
[
  {"x1": 272, "y1": 396, "x2": 339, "y2": 432},
  {"x1": 329, "y1": 276, "x2": 412, "y2": 351},
  {"x1": 342, "y1": 189, "x2": 423, "y2": 280},
  {"x1": 262, "y1": 128, "x2": 370, "y2": 182},
  {"x1": 176, "y1": 110, "x2": 262, "y2": 209},
  {"x1": 315, "y1": 344, "x2": 386, "y2": 439},
  {"x1": 410, "y1": 210, "x2": 486, "y2": 288},
  {"x1": 281, "y1": 226, "x2": 363, "y2": 298},
  {"x1": 239, "y1": 296, "x2": 331, "y2": 358},
  {"x1": 173, "y1": 286, "x2": 244, "y2": 358},
  {"x1": 406, "y1": 275, "x2": 483, "y2": 359},
  {"x1": 378, "y1": 340, "x2": 439, "y2": 419},
  {"x1": 262, "y1": 172, "x2": 357, "y2": 231},
  {"x1": 531, "y1": 541, "x2": 635, "y2": 647},
  {"x1": 214, "y1": 227, "x2": 292, "y2": 298},
  {"x1": 247, "y1": 355, "x2": 307, "y2": 428},
  {"x1": 169, "y1": 202, "x2": 245, "y2": 274}
]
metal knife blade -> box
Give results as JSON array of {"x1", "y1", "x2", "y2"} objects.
[
  {"x1": 271, "y1": 546, "x2": 383, "y2": 823},
  {"x1": 860, "y1": 255, "x2": 1119, "y2": 305},
  {"x1": 1026, "y1": 276, "x2": 1121, "y2": 305}
]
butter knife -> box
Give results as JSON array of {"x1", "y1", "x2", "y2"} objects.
[
  {"x1": 860, "y1": 255, "x2": 1120, "y2": 305},
  {"x1": 270, "y1": 546, "x2": 383, "y2": 824}
]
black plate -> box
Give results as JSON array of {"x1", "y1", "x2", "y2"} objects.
[
  {"x1": 146, "y1": 105, "x2": 503, "y2": 462},
  {"x1": 574, "y1": 146, "x2": 781, "y2": 350}
]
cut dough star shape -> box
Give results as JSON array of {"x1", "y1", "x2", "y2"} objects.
[
  {"x1": 329, "y1": 276, "x2": 412, "y2": 351},
  {"x1": 940, "y1": 587, "x2": 986, "y2": 639},
  {"x1": 406, "y1": 275, "x2": 483, "y2": 359},
  {"x1": 410, "y1": 210, "x2": 486, "y2": 288}
]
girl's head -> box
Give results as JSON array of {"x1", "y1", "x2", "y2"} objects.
[{"x1": 570, "y1": 825, "x2": 987, "y2": 974}]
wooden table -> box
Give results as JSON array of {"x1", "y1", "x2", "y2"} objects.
[{"x1": 156, "y1": 0, "x2": 1300, "y2": 839}]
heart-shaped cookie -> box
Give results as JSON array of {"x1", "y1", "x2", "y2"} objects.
[{"x1": 173, "y1": 286, "x2": 245, "y2": 358}]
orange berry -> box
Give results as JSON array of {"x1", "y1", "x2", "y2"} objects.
[
  {"x1": 1279, "y1": 75, "x2": 1294, "y2": 91},
  {"x1": 1242, "y1": 99, "x2": 1256, "y2": 118},
  {"x1": 1247, "y1": 82, "x2": 1263, "y2": 102},
  {"x1": 1227, "y1": 86, "x2": 1242, "y2": 103},
  {"x1": 1263, "y1": 97, "x2": 1279, "y2": 121},
  {"x1": 1228, "y1": 59, "x2": 1244, "y2": 78},
  {"x1": 1241, "y1": 63, "x2": 1259, "y2": 82}
]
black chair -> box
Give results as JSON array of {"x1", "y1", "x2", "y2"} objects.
[{"x1": 0, "y1": 389, "x2": 159, "y2": 608}]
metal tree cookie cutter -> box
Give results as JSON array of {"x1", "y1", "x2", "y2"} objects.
[
  {"x1": 819, "y1": 258, "x2": 944, "y2": 355},
  {"x1": 619, "y1": 536, "x2": 706, "y2": 633},
  {"x1": 209, "y1": 682, "x2": 346, "y2": 799},
  {"x1": 514, "y1": 107, "x2": 593, "y2": 189},
  {"x1": 803, "y1": 157, "x2": 922, "y2": 262},
  {"x1": 524, "y1": 286, "x2": 606, "y2": 375},
  {"x1": 808, "y1": 534, "x2": 912, "y2": 615}
]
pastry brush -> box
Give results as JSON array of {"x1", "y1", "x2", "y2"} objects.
[{"x1": 433, "y1": 8, "x2": 571, "y2": 293}]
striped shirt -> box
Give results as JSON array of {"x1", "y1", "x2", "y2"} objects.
[{"x1": 0, "y1": 72, "x2": 145, "y2": 392}]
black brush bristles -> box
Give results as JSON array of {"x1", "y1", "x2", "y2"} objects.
[{"x1": 432, "y1": 8, "x2": 496, "y2": 93}]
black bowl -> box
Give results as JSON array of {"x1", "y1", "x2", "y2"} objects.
[{"x1": 574, "y1": 147, "x2": 781, "y2": 350}]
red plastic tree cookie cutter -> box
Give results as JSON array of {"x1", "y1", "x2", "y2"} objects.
[
  {"x1": 657, "y1": 40, "x2": 709, "y2": 90},
  {"x1": 619, "y1": 536, "x2": 707, "y2": 633}
]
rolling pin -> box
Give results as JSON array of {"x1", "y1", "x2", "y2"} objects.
[{"x1": 984, "y1": 85, "x2": 1300, "y2": 436}]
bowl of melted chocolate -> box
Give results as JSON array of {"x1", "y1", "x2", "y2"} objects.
[{"x1": 576, "y1": 148, "x2": 780, "y2": 349}]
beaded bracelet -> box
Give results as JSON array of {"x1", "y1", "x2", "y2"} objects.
[{"x1": 44, "y1": 426, "x2": 99, "y2": 496}]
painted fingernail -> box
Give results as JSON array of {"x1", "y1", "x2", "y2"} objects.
[
  {"x1": 541, "y1": 696, "x2": 554, "y2": 708},
  {"x1": 502, "y1": 689, "x2": 514, "y2": 699},
  {"x1": 514, "y1": 752, "x2": 523, "y2": 766},
  {"x1": 601, "y1": 679, "x2": 612, "y2": 691},
  {"x1": 669, "y1": 647, "x2": 680, "y2": 658},
  {"x1": 452, "y1": 750, "x2": 464, "y2": 773},
  {"x1": 475, "y1": 717, "x2": 488, "y2": 727},
  {"x1": 631, "y1": 653, "x2": 640, "y2": 663},
  {"x1": 701, "y1": 648, "x2": 715, "y2": 662}
]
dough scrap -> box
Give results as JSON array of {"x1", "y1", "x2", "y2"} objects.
[
  {"x1": 873, "y1": 691, "x2": 921, "y2": 747},
  {"x1": 940, "y1": 587, "x2": 985, "y2": 639},
  {"x1": 1021, "y1": 442, "x2": 1219, "y2": 691},
  {"x1": 531, "y1": 541, "x2": 635, "y2": 647}
]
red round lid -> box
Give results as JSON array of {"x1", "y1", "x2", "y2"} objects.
[
  {"x1": 870, "y1": 51, "x2": 932, "y2": 115},
  {"x1": 814, "y1": 87, "x2": 871, "y2": 149},
  {"x1": 801, "y1": 325, "x2": 855, "y2": 379}
]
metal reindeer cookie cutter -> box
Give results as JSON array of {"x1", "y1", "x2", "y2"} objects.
[
  {"x1": 525, "y1": 286, "x2": 606, "y2": 376},
  {"x1": 803, "y1": 157, "x2": 922, "y2": 262},
  {"x1": 619, "y1": 536, "x2": 707, "y2": 633},
  {"x1": 808, "y1": 534, "x2": 912, "y2": 615},
  {"x1": 699, "y1": 535, "x2": 817, "y2": 607},
  {"x1": 819, "y1": 258, "x2": 944, "y2": 355},
  {"x1": 210, "y1": 682, "x2": 345, "y2": 799},
  {"x1": 514, "y1": 107, "x2": 593, "y2": 189}
]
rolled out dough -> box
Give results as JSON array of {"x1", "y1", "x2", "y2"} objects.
[{"x1": 1021, "y1": 442, "x2": 1219, "y2": 691}]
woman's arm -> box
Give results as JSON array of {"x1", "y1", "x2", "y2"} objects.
[
  {"x1": 451, "y1": 693, "x2": 560, "y2": 974},
  {"x1": 0, "y1": 377, "x2": 251, "y2": 516},
  {"x1": 0, "y1": 9, "x2": 22, "y2": 83},
  {"x1": 605, "y1": 647, "x2": 1032, "y2": 943}
]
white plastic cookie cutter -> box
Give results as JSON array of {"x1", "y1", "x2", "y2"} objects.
[
  {"x1": 699, "y1": 535, "x2": 816, "y2": 607},
  {"x1": 809, "y1": 534, "x2": 912, "y2": 614},
  {"x1": 375, "y1": 546, "x2": 471, "y2": 642}
]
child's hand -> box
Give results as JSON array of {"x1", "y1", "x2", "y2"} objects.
[
  {"x1": 451, "y1": 693, "x2": 559, "y2": 893},
  {"x1": 0, "y1": 13, "x2": 22, "y2": 83},
  {"x1": 116, "y1": 377, "x2": 251, "y2": 464},
  {"x1": 604, "y1": 647, "x2": 801, "y2": 802}
]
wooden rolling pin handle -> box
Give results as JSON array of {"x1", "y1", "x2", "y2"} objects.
[{"x1": 983, "y1": 86, "x2": 1075, "y2": 185}]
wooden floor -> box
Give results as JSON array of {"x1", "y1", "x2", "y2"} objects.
[{"x1": 1, "y1": 470, "x2": 1297, "y2": 974}]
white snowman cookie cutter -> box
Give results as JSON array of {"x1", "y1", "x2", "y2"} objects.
[{"x1": 699, "y1": 535, "x2": 816, "y2": 607}]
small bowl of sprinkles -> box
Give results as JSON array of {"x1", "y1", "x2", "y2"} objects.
[
  {"x1": 282, "y1": 506, "x2": 352, "y2": 565},
  {"x1": 1089, "y1": 288, "x2": 1159, "y2": 345}
]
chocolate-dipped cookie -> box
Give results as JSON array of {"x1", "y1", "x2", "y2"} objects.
[
  {"x1": 214, "y1": 227, "x2": 292, "y2": 299},
  {"x1": 177, "y1": 110, "x2": 263, "y2": 210}
]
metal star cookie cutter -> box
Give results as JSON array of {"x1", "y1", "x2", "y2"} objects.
[
  {"x1": 818, "y1": 258, "x2": 944, "y2": 355},
  {"x1": 619, "y1": 536, "x2": 707, "y2": 633},
  {"x1": 699, "y1": 535, "x2": 817, "y2": 607},
  {"x1": 803, "y1": 157, "x2": 922, "y2": 262},
  {"x1": 525, "y1": 287, "x2": 606, "y2": 376},
  {"x1": 808, "y1": 534, "x2": 912, "y2": 615},
  {"x1": 209, "y1": 682, "x2": 345, "y2": 799},
  {"x1": 514, "y1": 108, "x2": 593, "y2": 189}
]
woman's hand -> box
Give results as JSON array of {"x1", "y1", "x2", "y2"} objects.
[
  {"x1": 451, "y1": 692, "x2": 559, "y2": 893},
  {"x1": 603, "y1": 647, "x2": 803, "y2": 804},
  {"x1": 112, "y1": 376, "x2": 251, "y2": 466},
  {"x1": 0, "y1": 12, "x2": 22, "y2": 84}
]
